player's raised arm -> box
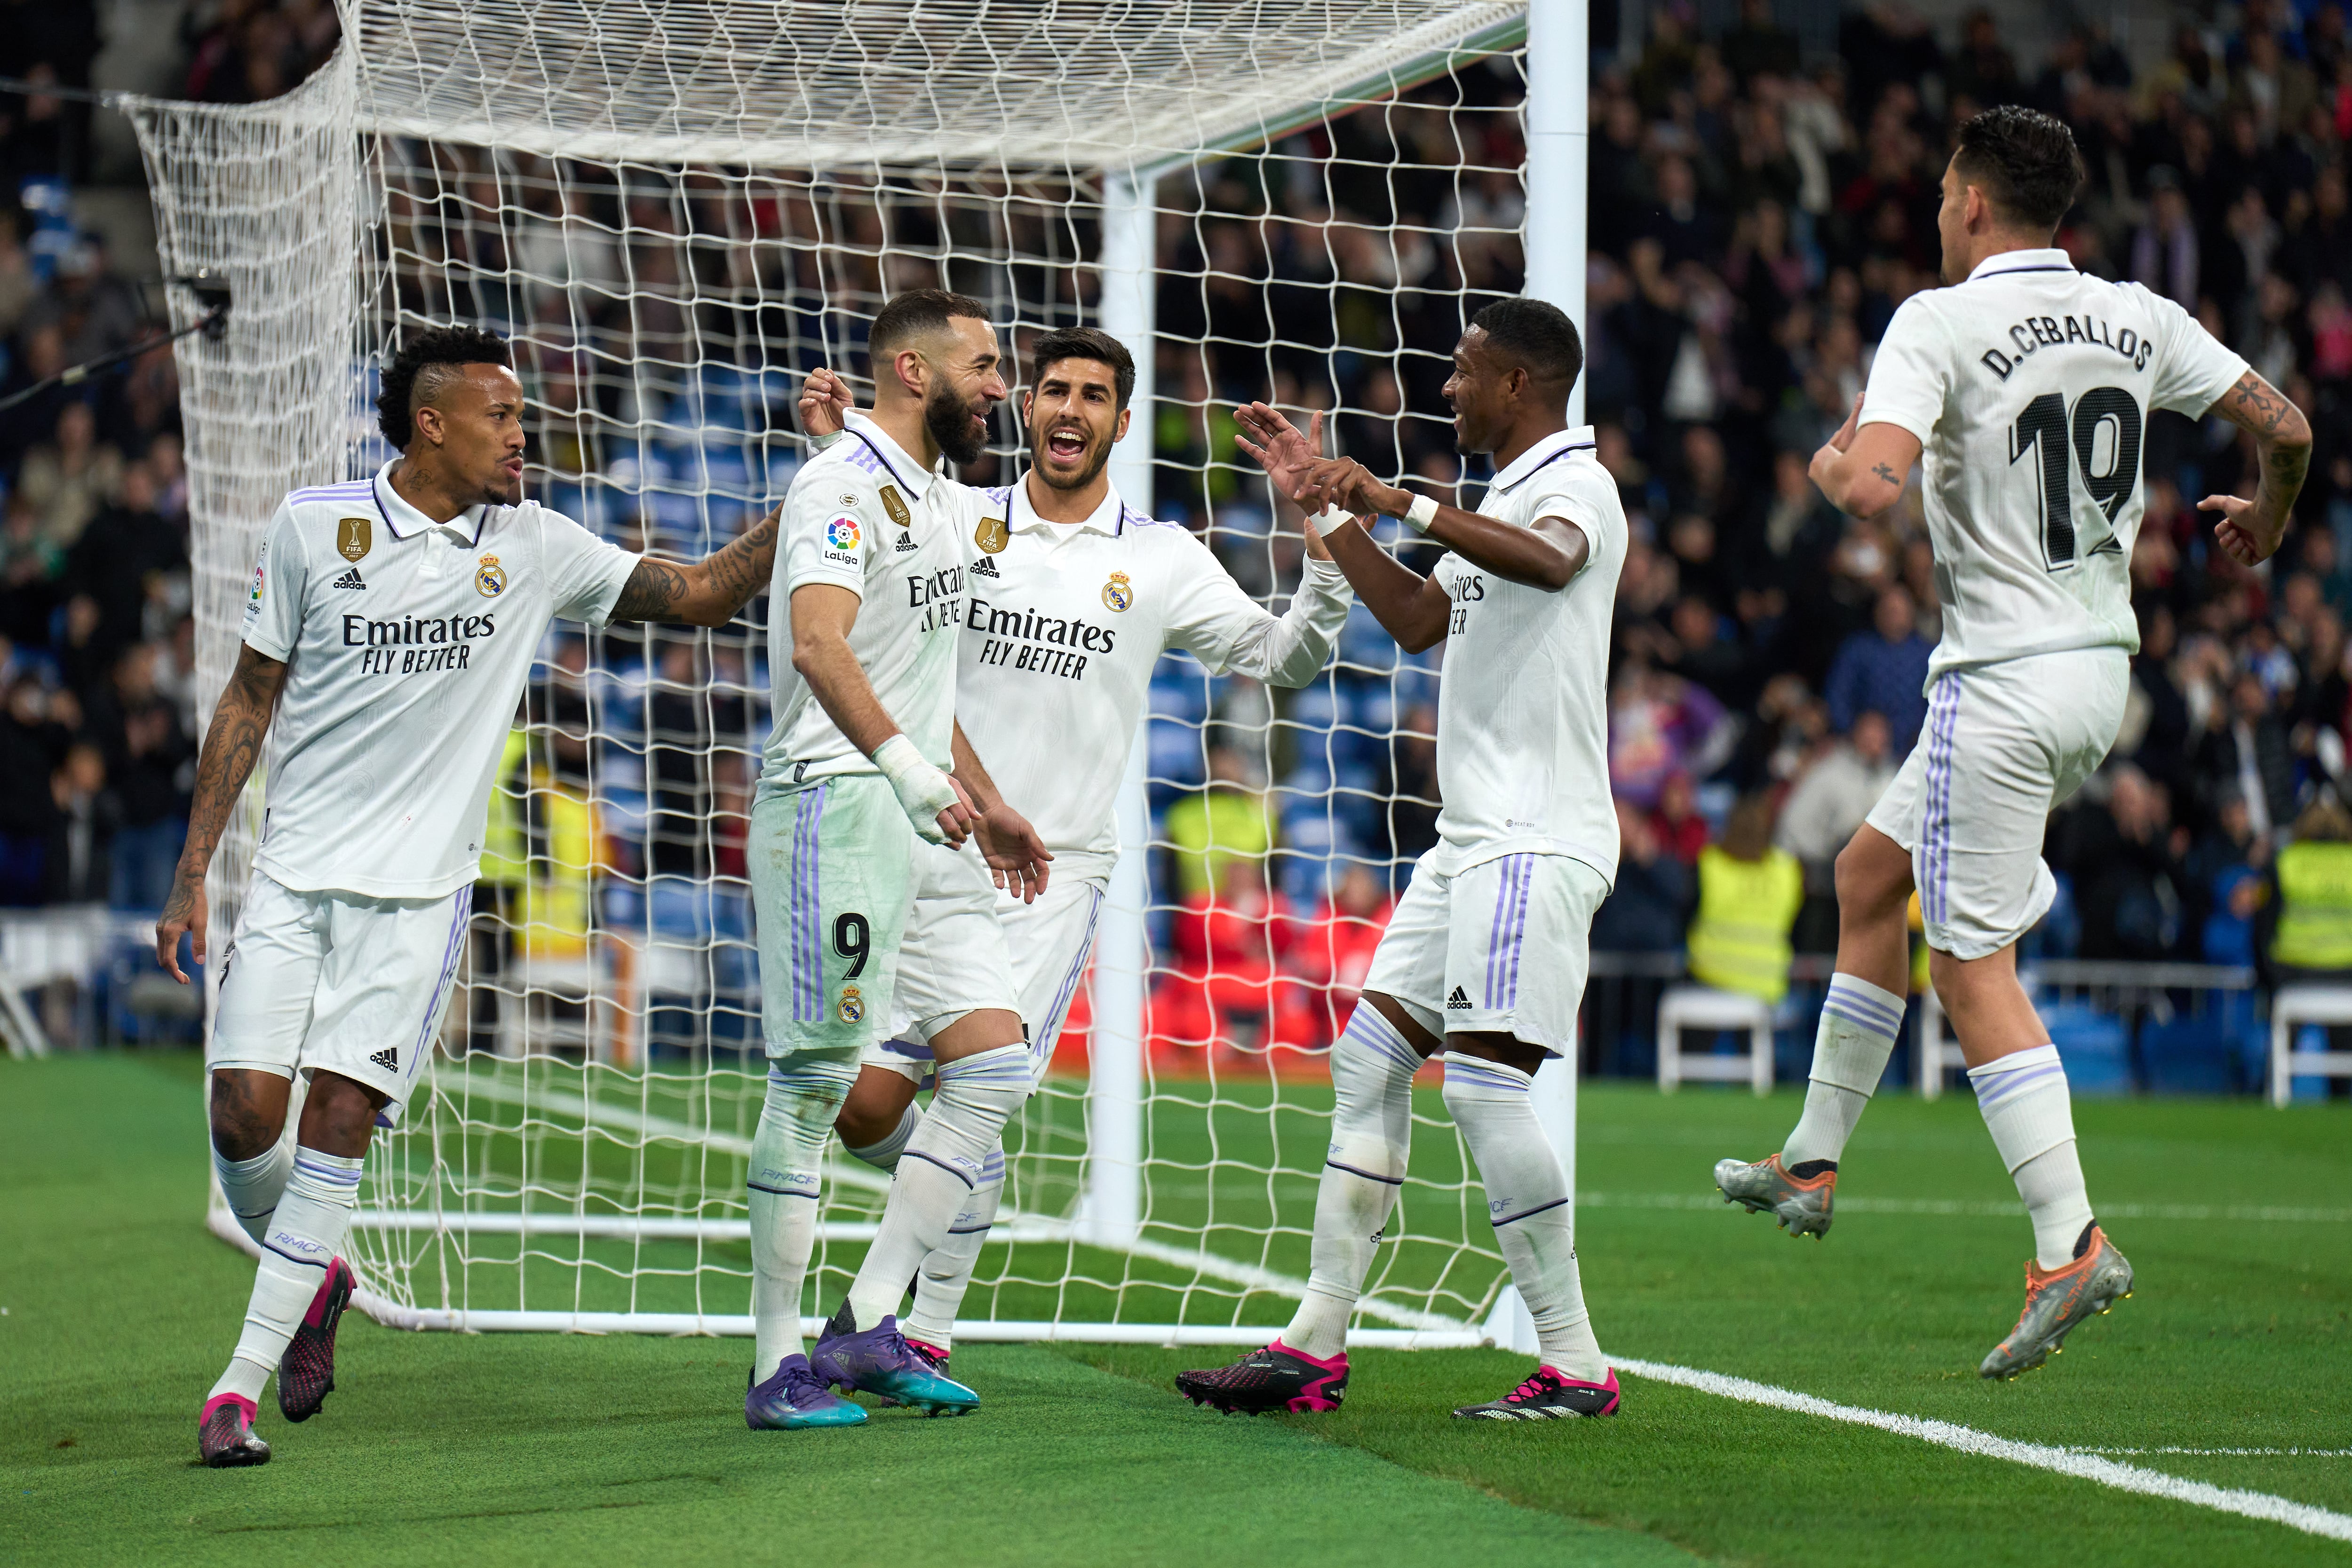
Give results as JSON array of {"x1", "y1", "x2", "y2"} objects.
[
  {"x1": 1809, "y1": 392, "x2": 1923, "y2": 519},
  {"x1": 2200, "y1": 370, "x2": 2313, "y2": 566},
  {"x1": 606, "y1": 504, "x2": 781, "y2": 626},
  {"x1": 157, "y1": 641, "x2": 287, "y2": 982}
]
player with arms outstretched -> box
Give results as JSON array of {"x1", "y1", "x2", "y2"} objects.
[
  {"x1": 795, "y1": 326, "x2": 1353, "y2": 1381},
  {"x1": 741, "y1": 290, "x2": 1054, "y2": 1431},
  {"x1": 164, "y1": 325, "x2": 785, "y2": 1466},
  {"x1": 1713, "y1": 107, "x2": 2311, "y2": 1378},
  {"x1": 1177, "y1": 298, "x2": 1633, "y2": 1420}
]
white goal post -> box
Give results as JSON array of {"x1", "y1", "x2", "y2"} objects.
[{"x1": 129, "y1": 0, "x2": 1588, "y2": 1350}]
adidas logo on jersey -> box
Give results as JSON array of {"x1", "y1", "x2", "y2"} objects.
[
  {"x1": 368, "y1": 1046, "x2": 398, "y2": 1072},
  {"x1": 971, "y1": 556, "x2": 1000, "y2": 578},
  {"x1": 332, "y1": 567, "x2": 367, "y2": 590},
  {"x1": 1446, "y1": 987, "x2": 1472, "y2": 1010},
  {"x1": 893, "y1": 530, "x2": 917, "y2": 553}
]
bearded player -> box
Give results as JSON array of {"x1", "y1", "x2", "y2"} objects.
[
  {"x1": 795, "y1": 325, "x2": 1353, "y2": 1384},
  {"x1": 1178, "y1": 297, "x2": 1633, "y2": 1420},
  {"x1": 163, "y1": 325, "x2": 784, "y2": 1466},
  {"x1": 1713, "y1": 107, "x2": 2310, "y2": 1378}
]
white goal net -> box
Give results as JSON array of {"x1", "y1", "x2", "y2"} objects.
[{"x1": 133, "y1": 0, "x2": 1570, "y2": 1348}]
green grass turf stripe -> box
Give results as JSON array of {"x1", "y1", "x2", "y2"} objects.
[{"x1": 0, "y1": 1053, "x2": 1691, "y2": 1567}]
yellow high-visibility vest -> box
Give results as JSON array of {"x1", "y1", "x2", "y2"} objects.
[
  {"x1": 477, "y1": 730, "x2": 531, "y2": 888},
  {"x1": 1687, "y1": 845, "x2": 1805, "y2": 1003},
  {"x1": 2272, "y1": 839, "x2": 2352, "y2": 971}
]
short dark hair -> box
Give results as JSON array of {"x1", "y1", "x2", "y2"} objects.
[
  {"x1": 1952, "y1": 105, "x2": 2085, "y2": 233},
  {"x1": 869, "y1": 288, "x2": 991, "y2": 364},
  {"x1": 375, "y1": 324, "x2": 511, "y2": 450},
  {"x1": 1468, "y1": 296, "x2": 1583, "y2": 395},
  {"x1": 1030, "y1": 326, "x2": 1136, "y2": 411}
]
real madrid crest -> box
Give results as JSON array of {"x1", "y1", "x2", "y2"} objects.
[
  {"x1": 336, "y1": 516, "x2": 372, "y2": 562},
  {"x1": 974, "y1": 515, "x2": 1009, "y2": 554},
  {"x1": 1102, "y1": 570, "x2": 1134, "y2": 612},
  {"x1": 879, "y1": 484, "x2": 911, "y2": 529},
  {"x1": 837, "y1": 983, "x2": 865, "y2": 1024},
  {"x1": 475, "y1": 554, "x2": 508, "y2": 597}
]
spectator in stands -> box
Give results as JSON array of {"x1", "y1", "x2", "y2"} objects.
[
  {"x1": 66, "y1": 460, "x2": 185, "y2": 665},
  {"x1": 2269, "y1": 792, "x2": 2352, "y2": 981},
  {"x1": 43, "y1": 740, "x2": 115, "y2": 904},
  {"x1": 2055, "y1": 766, "x2": 2191, "y2": 961},
  {"x1": 17, "y1": 400, "x2": 122, "y2": 555},
  {"x1": 1777, "y1": 706, "x2": 1896, "y2": 880},
  {"x1": 1164, "y1": 744, "x2": 1275, "y2": 900},
  {"x1": 1594, "y1": 797, "x2": 1695, "y2": 953},
  {"x1": 0, "y1": 675, "x2": 63, "y2": 904},
  {"x1": 1290, "y1": 863, "x2": 1391, "y2": 1046},
  {"x1": 2196, "y1": 668, "x2": 2300, "y2": 839},
  {"x1": 86, "y1": 642, "x2": 191, "y2": 911},
  {"x1": 1824, "y1": 585, "x2": 1932, "y2": 754},
  {"x1": 1685, "y1": 792, "x2": 1804, "y2": 1004}
]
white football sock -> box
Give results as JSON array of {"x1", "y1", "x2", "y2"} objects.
[
  {"x1": 1442, "y1": 1056, "x2": 1605, "y2": 1383},
  {"x1": 847, "y1": 1043, "x2": 1029, "y2": 1330},
  {"x1": 212, "y1": 1140, "x2": 292, "y2": 1246},
  {"x1": 749, "y1": 1055, "x2": 857, "y2": 1381},
  {"x1": 1968, "y1": 1044, "x2": 2094, "y2": 1270},
  {"x1": 903, "y1": 1145, "x2": 1004, "y2": 1352},
  {"x1": 843, "y1": 1099, "x2": 921, "y2": 1172},
  {"x1": 1283, "y1": 1005, "x2": 1422, "y2": 1362},
  {"x1": 1783, "y1": 973, "x2": 1905, "y2": 1168},
  {"x1": 209, "y1": 1147, "x2": 362, "y2": 1403}
]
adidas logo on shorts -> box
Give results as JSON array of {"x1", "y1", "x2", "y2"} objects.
[
  {"x1": 332, "y1": 567, "x2": 367, "y2": 590},
  {"x1": 368, "y1": 1046, "x2": 398, "y2": 1072},
  {"x1": 972, "y1": 556, "x2": 999, "y2": 578},
  {"x1": 1446, "y1": 987, "x2": 1472, "y2": 1010},
  {"x1": 894, "y1": 530, "x2": 917, "y2": 552}
]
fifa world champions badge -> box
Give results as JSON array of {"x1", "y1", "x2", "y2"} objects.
[
  {"x1": 1102, "y1": 570, "x2": 1134, "y2": 612},
  {"x1": 974, "y1": 515, "x2": 1009, "y2": 554},
  {"x1": 475, "y1": 554, "x2": 508, "y2": 597}
]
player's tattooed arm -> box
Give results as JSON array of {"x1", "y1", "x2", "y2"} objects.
[
  {"x1": 608, "y1": 506, "x2": 782, "y2": 626},
  {"x1": 157, "y1": 643, "x2": 288, "y2": 983},
  {"x1": 2201, "y1": 371, "x2": 2313, "y2": 566},
  {"x1": 1810, "y1": 394, "x2": 1919, "y2": 518}
]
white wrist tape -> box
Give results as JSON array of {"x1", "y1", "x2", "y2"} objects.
[
  {"x1": 1308, "y1": 506, "x2": 1354, "y2": 538},
  {"x1": 873, "y1": 734, "x2": 958, "y2": 844},
  {"x1": 1402, "y1": 492, "x2": 1440, "y2": 534},
  {"x1": 807, "y1": 427, "x2": 845, "y2": 450}
]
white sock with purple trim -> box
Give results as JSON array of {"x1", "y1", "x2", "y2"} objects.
[
  {"x1": 1783, "y1": 973, "x2": 1906, "y2": 1169},
  {"x1": 903, "y1": 1143, "x2": 1004, "y2": 1352},
  {"x1": 1969, "y1": 1043, "x2": 2094, "y2": 1269},
  {"x1": 1441, "y1": 1057, "x2": 1605, "y2": 1383},
  {"x1": 1283, "y1": 1004, "x2": 1423, "y2": 1362},
  {"x1": 847, "y1": 1043, "x2": 1030, "y2": 1331},
  {"x1": 209, "y1": 1146, "x2": 362, "y2": 1403},
  {"x1": 211, "y1": 1140, "x2": 292, "y2": 1246},
  {"x1": 749, "y1": 1056, "x2": 856, "y2": 1381}
]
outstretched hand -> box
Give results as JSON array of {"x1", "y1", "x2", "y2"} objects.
[
  {"x1": 154, "y1": 865, "x2": 206, "y2": 984},
  {"x1": 799, "y1": 368, "x2": 853, "y2": 440},
  {"x1": 973, "y1": 802, "x2": 1054, "y2": 903},
  {"x1": 2199, "y1": 491, "x2": 2275, "y2": 566},
  {"x1": 1235, "y1": 403, "x2": 1327, "y2": 502}
]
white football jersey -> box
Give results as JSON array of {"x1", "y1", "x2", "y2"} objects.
[
  {"x1": 954, "y1": 477, "x2": 1352, "y2": 880},
  {"x1": 240, "y1": 464, "x2": 639, "y2": 900},
  {"x1": 1860, "y1": 248, "x2": 2248, "y2": 679},
  {"x1": 761, "y1": 412, "x2": 967, "y2": 796},
  {"x1": 1428, "y1": 425, "x2": 1628, "y2": 885}
]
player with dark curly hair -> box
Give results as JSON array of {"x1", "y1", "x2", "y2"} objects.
[{"x1": 163, "y1": 322, "x2": 785, "y2": 1466}]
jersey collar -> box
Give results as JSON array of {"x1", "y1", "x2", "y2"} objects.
[
  {"x1": 1490, "y1": 424, "x2": 1597, "y2": 493},
  {"x1": 841, "y1": 411, "x2": 936, "y2": 501},
  {"x1": 1967, "y1": 247, "x2": 2077, "y2": 281},
  {"x1": 373, "y1": 462, "x2": 488, "y2": 545},
  {"x1": 1009, "y1": 475, "x2": 1125, "y2": 537}
]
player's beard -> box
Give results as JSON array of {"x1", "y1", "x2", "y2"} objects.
[
  {"x1": 1028, "y1": 422, "x2": 1112, "y2": 491},
  {"x1": 926, "y1": 382, "x2": 991, "y2": 467}
]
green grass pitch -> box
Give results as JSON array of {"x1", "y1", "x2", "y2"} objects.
[{"x1": 4, "y1": 1051, "x2": 2346, "y2": 1567}]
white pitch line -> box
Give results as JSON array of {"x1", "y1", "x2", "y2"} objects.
[
  {"x1": 2077, "y1": 1448, "x2": 2352, "y2": 1458},
  {"x1": 1611, "y1": 1356, "x2": 2352, "y2": 1544}
]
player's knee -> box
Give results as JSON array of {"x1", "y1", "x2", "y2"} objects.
[
  {"x1": 835, "y1": 1069, "x2": 917, "y2": 1146},
  {"x1": 1835, "y1": 831, "x2": 1911, "y2": 922},
  {"x1": 208, "y1": 1069, "x2": 289, "y2": 1162},
  {"x1": 296, "y1": 1070, "x2": 390, "y2": 1157}
]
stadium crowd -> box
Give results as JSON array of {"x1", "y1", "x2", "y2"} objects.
[{"x1": 5, "y1": 1, "x2": 2348, "y2": 1077}]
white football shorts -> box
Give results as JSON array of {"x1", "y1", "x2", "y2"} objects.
[
  {"x1": 1865, "y1": 645, "x2": 2129, "y2": 961},
  {"x1": 1360, "y1": 850, "x2": 1609, "y2": 1055},
  {"x1": 207, "y1": 870, "x2": 472, "y2": 1118},
  {"x1": 867, "y1": 854, "x2": 1104, "y2": 1089}
]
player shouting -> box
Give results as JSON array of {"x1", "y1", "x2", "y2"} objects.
[
  {"x1": 163, "y1": 325, "x2": 784, "y2": 1466},
  {"x1": 741, "y1": 289, "x2": 1055, "y2": 1431},
  {"x1": 1177, "y1": 297, "x2": 1633, "y2": 1420},
  {"x1": 795, "y1": 325, "x2": 1353, "y2": 1382},
  {"x1": 1713, "y1": 107, "x2": 2310, "y2": 1378}
]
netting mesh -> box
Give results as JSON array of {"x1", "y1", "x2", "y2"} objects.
[{"x1": 152, "y1": 5, "x2": 1545, "y2": 1343}]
